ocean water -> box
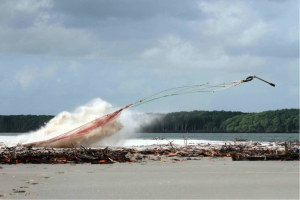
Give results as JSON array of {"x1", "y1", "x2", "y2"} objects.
[{"x1": 1, "y1": 132, "x2": 299, "y2": 142}]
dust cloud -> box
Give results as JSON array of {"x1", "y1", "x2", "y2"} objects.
[{"x1": 14, "y1": 98, "x2": 138, "y2": 148}]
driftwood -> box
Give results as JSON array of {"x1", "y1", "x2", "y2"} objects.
[
  {"x1": 0, "y1": 146, "x2": 131, "y2": 164},
  {"x1": 0, "y1": 140, "x2": 299, "y2": 164}
]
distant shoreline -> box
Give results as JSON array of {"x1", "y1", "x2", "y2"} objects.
[{"x1": 0, "y1": 108, "x2": 299, "y2": 133}]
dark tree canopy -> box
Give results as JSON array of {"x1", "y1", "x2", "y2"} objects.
[
  {"x1": 136, "y1": 109, "x2": 299, "y2": 133},
  {"x1": 0, "y1": 115, "x2": 53, "y2": 132}
]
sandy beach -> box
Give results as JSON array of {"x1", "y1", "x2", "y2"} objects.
[
  {"x1": 1, "y1": 135, "x2": 299, "y2": 199},
  {"x1": 0, "y1": 158, "x2": 299, "y2": 199}
]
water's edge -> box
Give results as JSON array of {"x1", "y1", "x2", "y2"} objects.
[{"x1": 1, "y1": 132, "x2": 299, "y2": 142}]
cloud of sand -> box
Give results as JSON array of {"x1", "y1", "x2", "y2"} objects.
[{"x1": 14, "y1": 98, "x2": 138, "y2": 148}]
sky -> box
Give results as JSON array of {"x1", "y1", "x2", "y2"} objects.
[{"x1": 0, "y1": 0, "x2": 299, "y2": 115}]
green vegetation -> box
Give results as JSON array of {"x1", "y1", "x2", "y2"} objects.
[
  {"x1": 219, "y1": 109, "x2": 299, "y2": 133},
  {"x1": 0, "y1": 115, "x2": 53, "y2": 132},
  {"x1": 137, "y1": 109, "x2": 299, "y2": 133},
  {"x1": 0, "y1": 109, "x2": 299, "y2": 133}
]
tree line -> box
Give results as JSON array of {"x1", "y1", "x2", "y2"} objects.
[
  {"x1": 0, "y1": 109, "x2": 299, "y2": 133},
  {"x1": 136, "y1": 109, "x2": 299, "y2": 133},
  {"x1": 0, "y1": 115, "x2": 53, "y2": 132}
]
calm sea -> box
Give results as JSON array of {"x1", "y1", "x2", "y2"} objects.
[{"x1": 1, "y1": 132, "x2": 299, "y2": 142}]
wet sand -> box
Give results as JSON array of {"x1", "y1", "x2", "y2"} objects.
[{"x1": 0, "y1": 158, "x2": 299, "y2": 199}]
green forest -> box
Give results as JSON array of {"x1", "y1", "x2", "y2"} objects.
[
  {"x1": 0, "y1": 115, "x2": 53, "y2": 132},
  {"x1": 136, "y1": 109, "x2": 299, "y2": 133},
  {"x1": 0, "y1": 109, "x2": 299, "y2": 133}
]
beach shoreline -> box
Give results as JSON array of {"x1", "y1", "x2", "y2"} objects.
[
  {"x1": 1, "y1": 135, "x2": 299, "y2": 199},
  {"x1": 0, "y1": 159, "x2": 299, "y2": 199}
]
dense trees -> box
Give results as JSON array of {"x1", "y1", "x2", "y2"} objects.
[
  {"x1": 219, "y1": 109, "x2": 299, "y2": 133},
  {"x1": 137, "y1": 109, "x2": 299, "y2": 133},
  {"x1": 0, "y1": 115, "x2": 53, "y2": 132},
  {"x1": 136, "y1": 110, "x2": 244, "y2": 133},
  {"x1": 0, "y1": 109, "x2": 299, "y2": 133}
]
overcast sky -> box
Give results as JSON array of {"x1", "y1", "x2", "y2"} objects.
[{"x1": 0, "y1": 0, "x2": 299, "y2": 115}]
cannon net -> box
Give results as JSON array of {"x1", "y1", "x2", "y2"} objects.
[{"x1": 20, "y1": 76, "x2": 274, "y2": 147}]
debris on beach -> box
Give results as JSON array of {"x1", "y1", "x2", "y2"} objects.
[
  {"x1": 0, "y1": 139, "x2": 298, "y2": 164},
  {"x1": 233, "y1": 138, "x2": 246, "y2": 142},
  {"x1": 0, "y1": 146, "x2": 130, "y2": 164}
]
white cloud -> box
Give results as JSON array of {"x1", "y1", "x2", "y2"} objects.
[
  {"x1": 199, "y1": 1, "x2": 246, "y2": 37},
  {"x1": 0, "y1": 0, "x2": 52, "y2": 26},
  {"x1": 140, "y1": 35, "x2": 265, "y2": 72},
  {"x1": 68, "y1": 61, "x2": 80, "y2": 71},
  {"x1": 15, "y1": 0, "x2": 52, "y2": 13},
  {"x1": 0, "y1": 0, "x2": 101, "y2": 58},
  {"x1": 141, "y1": 35, "x2": 199, "y2": 65},
  {"x1": 0, "y1": 0, "x2": 298, "y2": 114},
  {"x1": 227, "y1": 21, "x2": 268, "y2": 47},
  {"x1": 199, "y1": 1, "x2": 268, "y2": 47},
  {"x1": 15, "y1": 65, "x2": 57, "y2": 89},
  {"x1": 0, "y1": 24, "x2": 100, "y2": 58}
]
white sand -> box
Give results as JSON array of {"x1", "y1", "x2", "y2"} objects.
[
  {"x1": 0, "y1": 158, "x2": 299, "y2": 199},
  {"x1": 1, "y1": 135, "x2": 297, "y2": 199}
]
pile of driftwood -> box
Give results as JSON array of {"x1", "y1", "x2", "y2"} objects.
[
  {"x1": 0, "y1": 146, "x2": 131, "y2": 164},
  {"x1": 0, "y1": 140, "x2": 299, "y2": 164},
  {"x1": 138, "y1": 139, "x2": 300, "y2": 161}
]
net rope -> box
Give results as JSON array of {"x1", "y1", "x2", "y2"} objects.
[{"x1": 130, "y1": 80, "x2": 243, "y2": 109}]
